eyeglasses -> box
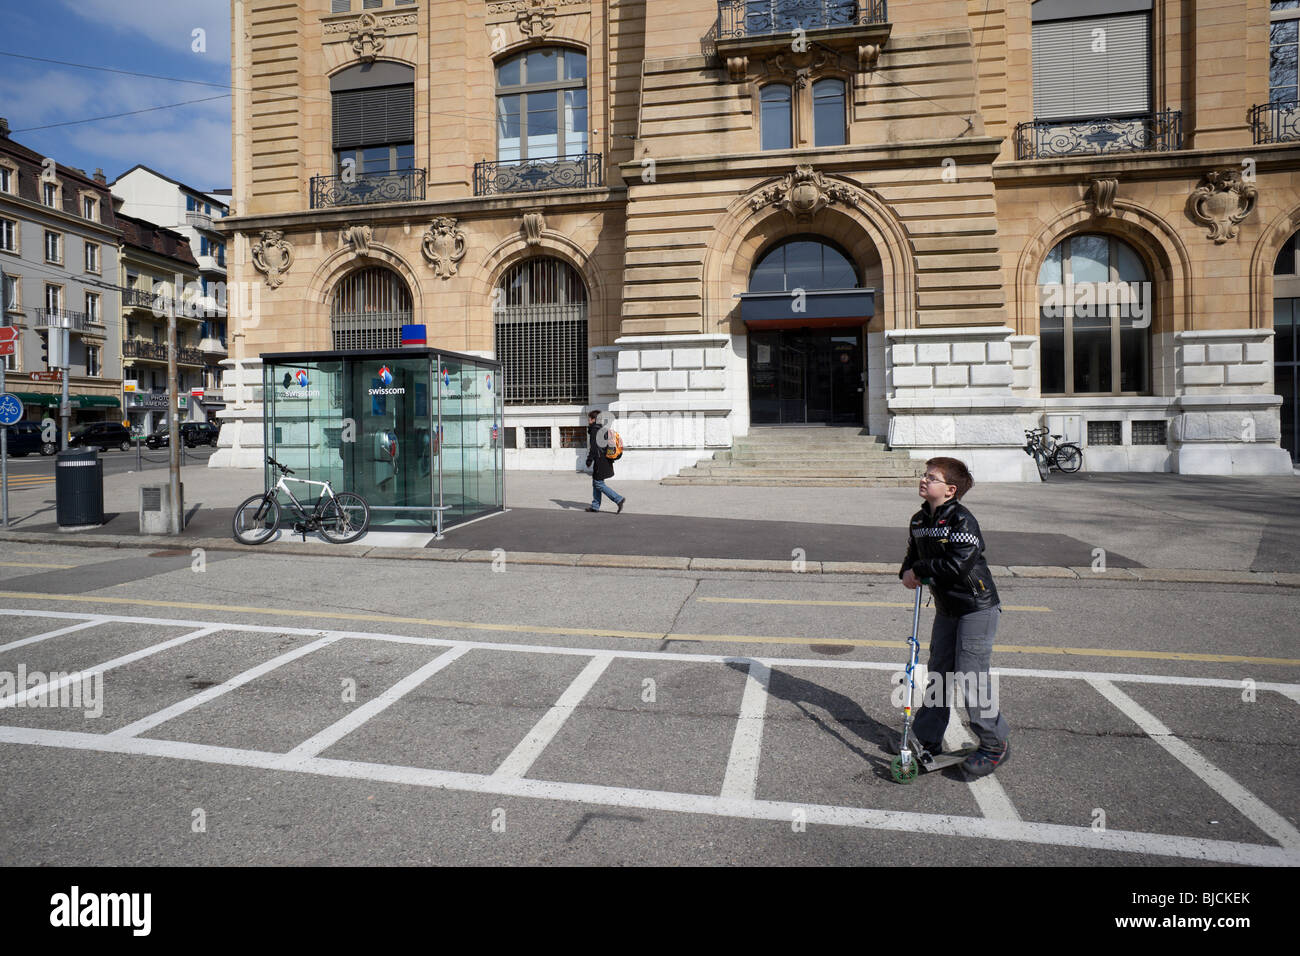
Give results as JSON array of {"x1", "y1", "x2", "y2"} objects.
[{"x1": 919, "y1": 474, "x2": 953, "y2": 485}]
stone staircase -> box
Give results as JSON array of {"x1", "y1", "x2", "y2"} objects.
[{"x1": 661, "y1": 427, "x2": 927, "y2": 486}]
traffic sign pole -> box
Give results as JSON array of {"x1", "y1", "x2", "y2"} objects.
[{"x1": 1, "y1": 359, "x2": 9, "y2": 529}]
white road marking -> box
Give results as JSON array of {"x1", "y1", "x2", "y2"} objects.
[
  {"x1": 284, "y1": 644, "x2": 471, "y2": 760},
  {"x1": 1276, "y1": 688, "x2": 1300, "y2": 707},
  {"x1": 112, "y1": 633, "x2": 340, "y2": 739},
  {"x1": 1087, "y1": 678, "x2": 1300, "y2": 850},
  {"x1": 0, "y1": 617, "x2": 108, "y2": 654},
  {"x1": 0, "y1": 627, "x2": 221, "y2": 710},
  {"x1": 0, "y1": 724, "x2": 1294, "y2": 867},
  {"x1": 947, "y1": 681, "x2": 1020, "y2": 822},
  {"x1": 720, "y1": 661, "x2": 772, "y2": 801},
  {"x1": 492, "y1": 653, "x2": 614, "y2": 779}
]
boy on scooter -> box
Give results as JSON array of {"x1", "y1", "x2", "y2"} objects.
[{"x1": 898, "y1": 457, "x2": 1010, "y2": 778}]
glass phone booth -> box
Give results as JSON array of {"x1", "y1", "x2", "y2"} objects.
[{"x1": 262, "y1": 348, "x2": 504, "y2": 532}]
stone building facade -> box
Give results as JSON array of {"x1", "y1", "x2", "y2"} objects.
[{"x1": 215, "y1": 0, "x2": 1299, "y2": 478}]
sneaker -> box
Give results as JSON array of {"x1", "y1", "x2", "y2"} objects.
[
  {"x1": 961, "y1": 740, "x2": 1010, "y2": 778},
  {"x1": 586, "y1": 506, "x2": 599, "y2": 512},
  {"x1": 616, "y1": 498, "x2": 625, "y2": 514}
]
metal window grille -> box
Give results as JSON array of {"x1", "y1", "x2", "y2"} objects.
[
  {"x1": 330, "y1": 267, "x2": 412, "y2": 351},
  {"x1": 559, "y1": 426, "x2": 587, "y2": 448},
  {"x1": 494, "y1": 258, "x2": 589, "y2": 405},
  {"x1": 524, "y1": 426, "x2": 552, "y2": 448},
  {"x1": 1131, "y1": 420, "x2": 1167, "y2": 445},
  {"x1": 1087, "y1": 420, "x2": 1122, "y2": 445}
]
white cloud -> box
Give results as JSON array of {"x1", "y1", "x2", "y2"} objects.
[{"x1": 58, "y1": 0, "x2": 231, "y2": 64}]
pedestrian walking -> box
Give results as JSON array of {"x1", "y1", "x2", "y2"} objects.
[
  {"x1": 898, "y1": 456, "x2": 1010, "y2": 777},
  {"x1": 585, "y1": 409, "x2": 625, "y2": 513}
]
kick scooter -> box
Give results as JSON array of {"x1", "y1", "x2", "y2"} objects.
[{"x1": 889, "y1": 581, "x2": 975, "y2": 784}]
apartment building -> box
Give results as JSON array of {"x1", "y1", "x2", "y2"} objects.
[
  {"x1": 0, "y1": 117, "x2": 123, "y2": 427},
  {"x1": 215, "y1": 0, "x2": 1300, "y2": 478}
]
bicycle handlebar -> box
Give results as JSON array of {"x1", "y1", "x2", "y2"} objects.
[{"x1": 266, "y1": 456, "x2": 294, "y2": 475}]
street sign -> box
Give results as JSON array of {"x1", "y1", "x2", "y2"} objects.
[
  {"x1": 191, "y1": 387, "x2": 205, "y2": 399},
  {"x1": 0, "y1": 342, "x2": 13, "y2": 357},
  {"x1": 0, "y1": 393, "x2": 21, "y2": 426},
  {"x1": 0, "y1": 327, "x2": 19, "y2": 343},
  {"x1": 30, "y1": 370, "x2": 62, "y2": 383}
]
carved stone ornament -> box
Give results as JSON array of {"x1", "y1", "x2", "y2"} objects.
[
  {"x1": 1190, "y1": 169, "x2": 1258, "y2": 244},
  {"x1": 858, "y1": 44, "x2": 882, "y2": 71},
  {"x1": 251, "y1": 230, "x2": 294, "y2": 289},
  {"x1": 340, "y1": 224, "x2": 373, "y2": 256},
  {"x1": 767, "y1": 48, "x2": 832, "y2": 89},
  {"x1": 349, "y1": 13, "x2": 386, "y2": 64},
  {"x1": 749, "y1": 164, "x2": 866, "y2": 222},
  {"x1": 726, "y1": 56, "x2": 749, "y2": 83},
  {"x1": 520, "y1": 211, "x2": 545, "y2": 246},
  {"x1": 1087, "y1": 178, "x2": 1118, "y2": 218},
  {"x1": 517, "y1": 0, "x2": 557, "y2": 38},
  {"x1": 421, "y1": 217, "x2": 467, "y2": 279}
]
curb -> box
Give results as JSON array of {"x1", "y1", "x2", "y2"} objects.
[{"x1": 0, "y1": 528, "x2": 1292, "y2": 587}]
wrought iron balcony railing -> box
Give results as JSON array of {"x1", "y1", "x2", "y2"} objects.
[
  {"x1": 186, "y1": 210, "x2": 214, "y2": 230},
  {"x1": 33, "y1": 308, "x2": 89, "y2": 331},
  {"x1": 122, "y1": 286, "x2": 160, "y2": 310},
  {"x1": 1014, "y1": 111, "x2": 1183, "y2": 160},
  {"x1": 309, "y1": 168, "x2": 427, "y2": 209},
  {"x1": 717, "y1": 0, "x2": 887, "y2": 40},
  {"x1": 473, "y1": 153, "x2": 603, "y2": 196},
  {"x1": 1250, "y1": 101, "x2": 1300, "y2": 145},
  {"x1": 123, "y1": 340, "x2": 205, "y2": 366}
]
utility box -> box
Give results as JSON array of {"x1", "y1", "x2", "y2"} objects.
[
  {"x1": 55, "y1": 449, "x2": 104, "y2": 528},
  {"x1": 139, "y1": 483, "x2": 184, "y2": 534},
  {"x1": 1045, "y1": 414, "x2": 1083, "y2": 444}
]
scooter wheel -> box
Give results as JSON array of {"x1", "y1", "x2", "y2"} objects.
[{"x1": 890, "y1": 754, "x2": 920, "y2": 784}]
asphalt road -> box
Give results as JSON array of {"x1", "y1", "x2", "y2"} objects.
[
  {"x1": 1, "y1": 442, "x2": 215, "y2": 480},
  {"x1": 0, "y1": 541, "x2": 1295, "y2": 869}
]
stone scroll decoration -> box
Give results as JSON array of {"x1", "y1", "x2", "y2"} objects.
[
  {"x1": 1189, "y1": 169, "x2": 1258, "y2": 244},
  {"x1": 421, "y1": 217, "x2": 467, "y2": 279},
  {"x1": 251, "y1": 230, "x2": 294, "y2": 289},
  {"x1": 348, "y1": 13, "x2": 386, "y2": 63},
  {"x1": 517, "y1": 0, "x2": 557, "y2": 38},
  {"x1": 1086, "y1": 178, "x2": 1118, "y2": 218},
  {"x1": 340, "y1": 224, "x2": 373, "y2": 256},
  {"x1": 520, "y1": 211, "x2": 545, "y2": 246},
  {"x1": 749, "y1": 164, "x2": 869, "y2": 223}
]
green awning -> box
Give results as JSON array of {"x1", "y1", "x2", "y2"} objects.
[{"x1": 12, "y1": 392, "x2": 121, "y2": 410}]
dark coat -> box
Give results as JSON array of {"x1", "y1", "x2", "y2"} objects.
[
  {"x1": 899, "y1": 498, "x2": 1000, "y2": 617},
  {"x1": 586, "y1": 421, "x2": 615, "y2": 480}
]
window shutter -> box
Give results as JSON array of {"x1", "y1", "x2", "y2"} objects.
[
  {"x1": 333, "y1": 86, "x2": 414, "y2": 149},
  {"x1": 1033, "y1": 14, "x2": 1150, "y2": 119}
]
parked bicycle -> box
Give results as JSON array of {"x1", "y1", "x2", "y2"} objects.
[
  {"x1": 232, "y1": 456, "x2": 371, "y2": 545},
  {"x1": 1023, "y1": 426, "x2": 1083, "y2": 480}
]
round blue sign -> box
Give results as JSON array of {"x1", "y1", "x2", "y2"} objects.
[{"x1": 0, "y1": 392, "x2": 23, "y2": 426}]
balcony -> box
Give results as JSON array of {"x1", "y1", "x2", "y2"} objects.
[
  {"x1": 715, "y1": 0, "x2": 889, "y2": 58},
  {"x1": 33, "y1": 308, "x2": 89, "y2": 332},
  {"x1": 199, "y1": 336, "x2": 228, "y2": 356},
  {"x1": 473, "y1": 154, "x2": 603, "y2": 196},
  {"x1": 122, "y1": 286, "x2": 162, "y2": 311},
  {"x1": 309, "y1": 168, "x2": 427, "y2": 209},
  {"x1": 186, "y1": 210, "x2": 214, "y2": 230},
  {"x1": 123, "y1": 339, "x2": 205, "y2": 366},
  {"x1": 1250, "y1": 102, "x2": 1300, "y2": 145},
  {"x1": 1014, "y1": 111, "x2": 1183, "y2": 160}
]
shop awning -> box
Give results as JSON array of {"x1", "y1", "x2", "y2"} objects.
[
  {"x1": 738, "y1": 289, "x2": 875, "y2": 329},
  {"x1": 12, "y1": 392, "x2": 121, "y2": 410}
]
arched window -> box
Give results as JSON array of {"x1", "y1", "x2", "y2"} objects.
[
  {"x1": 330, "y1": 267, "x2": 412, "y2": 351},
  {"x1": 749, "y1": 235, "x2": 859, "y2": 292},
  {"x1": 331, "y1": 63, "x2": 415, "y2": 179},
  {"x1": 1273, "y1": 230, "x2": 1300, "y2": 460},
  {"x1": 495, "y1": 47, "x2": 587, "y2": 162},
  {"x1": 760, "y1": 84, "x2": 793, "y2": 151},
  {"x1": 1037, "y1": 233, "x2": 1150, "y2": 395},
  {"x1": 494, "y1": 258, "x2": 588, "y2": 404},
  {"x1": 813, "y1": 78, "x2": 847, "y2": 147}
]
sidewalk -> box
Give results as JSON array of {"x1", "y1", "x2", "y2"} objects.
[{"x1": 1, "y1": 462, "x2": 1297, "y2": 583}]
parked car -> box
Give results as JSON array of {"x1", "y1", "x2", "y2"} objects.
[
  {"x1": 3, "y1": 421, "x2": 57, "y2": 457},
  {"x1": 68, "y1": 421, "x2": 134, "y2": 452},
  {"x1": 146, "y1": 421, "x2": 220, "y2": 449}
]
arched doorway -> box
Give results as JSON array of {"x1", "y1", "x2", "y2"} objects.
[
  {"x1": 329, "y1": 266, "x2": 412, "y2": 351},
  {"x1": 1274, "y1": 230, "x2": 1300, "y2": 461},
  {"x1": 744, "y1": 235, "x2": 865, "y2": 425}
]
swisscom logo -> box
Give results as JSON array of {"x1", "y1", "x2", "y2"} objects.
[
  {"x1": 369, "y1": 365, "x2": 404, "y2": 397},
  {"x1": 295, "y1": 369, "x2": 309, "y2": 387},
  {"x1": 281, "y1": 369, "x2": 320, "y2": 398}
]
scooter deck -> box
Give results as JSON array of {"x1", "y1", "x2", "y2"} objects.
[{"x1": 917, "y1": 746, "x2": 976, "y2": 773}]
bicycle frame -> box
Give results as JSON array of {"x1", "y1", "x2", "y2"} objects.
[{"x1": 270, "y1": 473, "x2": 337, "y2": 524}]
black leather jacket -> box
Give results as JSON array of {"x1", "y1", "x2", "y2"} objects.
[{"x1": 899, "y1": 498, "x2": 1000, "y2": 617}]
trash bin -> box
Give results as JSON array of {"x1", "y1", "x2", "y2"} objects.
[{"x1": 55, "y1": 448, "x2": 104, "y2": 528}]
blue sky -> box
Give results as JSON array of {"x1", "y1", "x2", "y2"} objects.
[{"x1": 0, "y1": 0, "x2": 231, "y2": 192}]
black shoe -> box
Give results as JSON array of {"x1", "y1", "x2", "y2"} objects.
[
  {"x1": 961, "y1": 740, "x2": 1010, "y2": 778},
  {"x1": 586, "y1": 506, "x2": 599, "y2": 512},
  {"x1": 616, "y1": 498, "x2": 625, "y2": 514}
]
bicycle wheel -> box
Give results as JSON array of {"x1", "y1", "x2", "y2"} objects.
[
  {"x1": 1034, "y1": 449, "x2": 1050, "y2": 481},
  {"x1": 319, "y1": 492, "x2": 370, "y2": 544},
  {"x1": 232, "y1": 494, "x2": 280, "y2": 545},
  {"x1": 1053, "y1": 443, "x2": 1083, "y2": 473}
]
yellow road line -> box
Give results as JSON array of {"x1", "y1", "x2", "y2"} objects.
[
  {"x1": 699, "y1": 596, "x2": 1053, "y2": 613},
  {"x1": 0, "y1": 562, "x2": 75, "y2": 569},
  {"x1": 0, "y1": 590, "x2": 1296, "y2": 666}
]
